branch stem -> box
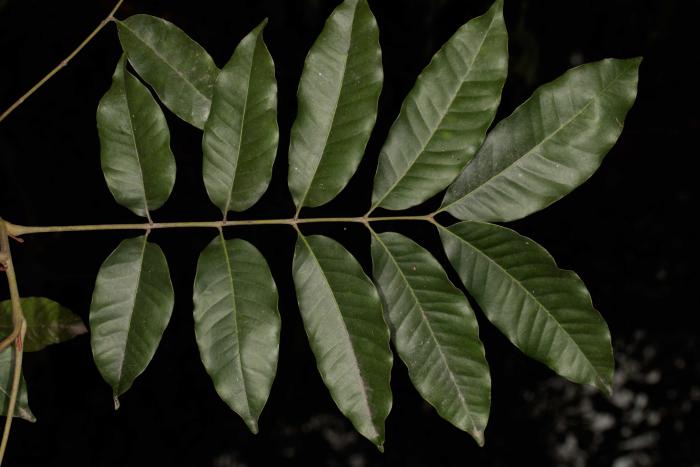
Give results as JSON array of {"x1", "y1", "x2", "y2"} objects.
[
  {"x1": 5, "y1": 215, "x2": 437, "y2": 237},
  {"x1": 0, "y1": 218, "x2": 27, "y2": 466},
  {"x1": 0, "y1": 0, "x2": 126, "y2": 124},
  {"x1": 0, "y1": 221, "x2": 23, "y2": 352}
]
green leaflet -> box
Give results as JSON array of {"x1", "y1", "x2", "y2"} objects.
[
  {"x1": 90, "y1": 235, "x2": 174, "y2": 405},
  {"x1": 97, "y1": 55, "x2": 176, "y2": 219},
  {"x1": 439, "y1": 221, "x2": 614, "y2": 394},
  {"x1": 117, "y1": 14, "x2": 220, "y2": 128},
  {"x1": 370, "y1": 231, "x2": 489, "y2": 445},
  {"x1": 371, "y1": 0, "x2": 508, "y2": 212},
  {"x1": 292, "y1": 234, "x2": 392, "y2": 449},
  {"x1": 202, "y1": 20, "x2": 279, "y2": 214},
  {"x1": 0, "y1": 297, "x2": 86, "y2": 352},
  {"x1": 0, "y1": 347, "x2": 35, "y2": 422},
  {"x1": 193, "y1": 234, "x2": 280, "y2": 433},
  {"x1": 288, "y1": 0, "x2": 383, "y2": 211},
  {"x1": 441, "y1": 58, "x2": 641, "y2": 222}
]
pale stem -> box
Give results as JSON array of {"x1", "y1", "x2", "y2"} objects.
[
  {"x1": 4, "y1": 214, "x2": 437, "y2": 237},
  {"x1": 0, "y1": 221, "x2": 23, "y2": 352},
  {"x1": 0, "y1": 219, "x2": 27, "y2": 466},
  {"x1": 0, "y1": 0, "x2": 126, "y2": 124}
]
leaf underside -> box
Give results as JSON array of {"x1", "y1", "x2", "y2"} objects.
[
  {"x1": 288, "y1": 0, "x2": 383, "y2": 210},
  {"x1": 193, "y1": 234, "x2": 280, "y2": 433},
  {"x1": 0, "y1": 348, "x2": 35, "y2": 422},
  {"x1": 440, "y1": 221, "x2": 614, "y2": 394},
  {"x1": 90, "y1": 235, "x2": 174, "y2": 402},
  {"x1": 371, "y1": 231, "x2": 490, "y2": 445},
  {"x1": 372, "y1": 0, "x2": 508, "y2": 211},
  {"x1": 0, "y1": 297, "x2": 86, "y2": 352},
  {"x1": 77, "y1": 0, "x2": 638, "y2": 449},
  {"x1": 203, "y1": 20, "x2": 279, "y2": 214},
  {"x1": 118, "y1": 14, "x2": 220, "y2": 128},
  {"x1": 442, "y1": 57, "x2": 641, "y2": 222},
  {"x1": 292, "y1": 233, "x2": 392, "y2": 449},
  {"x1": 97, "y1": 55, "x2": 176, "y2": 218}
]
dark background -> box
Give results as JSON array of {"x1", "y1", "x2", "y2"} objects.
[{"x1": 0, "y1": 0, "x2": 697, "y2": 465}]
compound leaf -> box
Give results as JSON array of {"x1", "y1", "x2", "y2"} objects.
[
  {"x1": 288, "y1": 0, "x2": 383, "y2": 211},
  {"x1": 441, "y1": 58, "x2": 641, "y2": 222},
  {"x1": 203, "y1": 20, "x2": 278, "y2": 214},
  {"x1": 90, "y1": 235, "x2": 174, "y2": 405},
  {"x1": 292, "y1": 233, "x2": 392, "y2": 449},
  {"x1": 0, "y1": 348, "x2": 35, "y2": 422},
  {"x1": 371, "y1": 231, "x2": 489, "y2": 445},
  {"x1": 117, "y1": 14, "x2": 220, "y2": 128},
  {"x1": 0, "y1": 297, "x2": 86, "y2": 352},
  {"x1": 193, "y1": 234, "x2": 280, "y2": 433},
  {"x1": 97, "y1": 55, "x2": 176, "y2": 219},
  {"x1": 371, "y1": 0, "x2": 508, "y2": 211},
  {"x1": 440, "y1": 221, "x2": 613, "y2": 394}
]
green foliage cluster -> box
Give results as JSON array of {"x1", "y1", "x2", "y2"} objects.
[{"x1": 0, "y1": 0, "x2": 640, "y2": 453}]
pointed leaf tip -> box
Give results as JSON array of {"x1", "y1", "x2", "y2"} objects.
[
  {"x1": 474, "y1": 430, "x2": 485, "y2": 447},
  {"x1": 113, "y1": 396, "x2": 120, "y2": 411},
  {"x1": 246, "y1": 418, "x2": 259, "y2": 434},
  {"x1": 598, "y1": 378, "x2": 614, "y2": 397}
]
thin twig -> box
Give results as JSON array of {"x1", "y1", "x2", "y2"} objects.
[{"x1": 0, "y1": 0, "x2": 126, "y2": 124}]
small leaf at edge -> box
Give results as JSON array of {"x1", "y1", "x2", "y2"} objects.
[{"x1": 0, "y1": 297, "x2": 86, "y2": 352}]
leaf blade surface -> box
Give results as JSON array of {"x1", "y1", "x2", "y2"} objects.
[
  {"x1": 90, "y1": 235, "x2": 174, "y2": 402},
  {"x1": 440, "y1": 221, "x2": 614, "y2": 393},
  {"x1": 0, "y1": 297, "x2": 86, "y2": 352},
  {"x1": 371, "y1": 0, "x2": 508, "y2": 211},
  {"x1": 97, "y1": 55, "x2": 176, "y2": 218},
  {"x1": 441, "y1": 58, "x2": 641, "y2": 221},
  {"x1": 193, "y1": 234, "x2": 280, "y2": 433},
  {"x1": 292, "y1": 233, "x2": 392, "y2": 449},
  {"x1": 203, "y1": 20, "x2": 278, "y2": 214},
  {"x1": 288, "y1": 0, "x2": 383, "y2": 210},
  {"x1": 117, "y1": 14, "x2": 220, "y2": 128},
  {"x1": 0, "y1": 348, "x2": 35, "y2": 422},
  {"x1": 371, "y1": 231, "x2": 489, "y2": 444}
]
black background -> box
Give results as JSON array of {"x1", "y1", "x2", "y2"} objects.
[{"x1": 1, "y1": 0, "x2": 698, "y2": 465}]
